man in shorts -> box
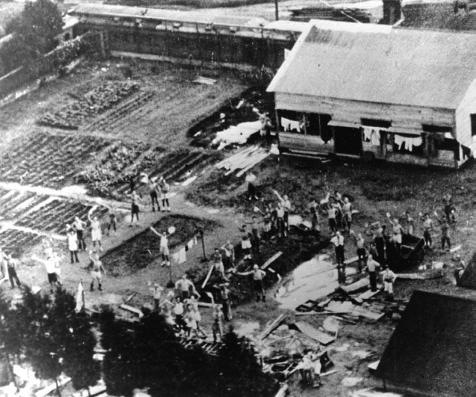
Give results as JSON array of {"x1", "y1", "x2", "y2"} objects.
[
  {"x1": 88, "y1": 250, "x2": 106, "y2": 291},
  {"x1": 150, "y1": 226, "x2": 171, "y2": 267}
]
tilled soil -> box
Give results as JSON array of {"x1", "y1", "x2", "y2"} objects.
[{"x1": 101, "y1": 214, "x2": 219, "y2": 276}]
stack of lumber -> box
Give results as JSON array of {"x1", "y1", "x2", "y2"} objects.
[{"x1": 215, "y1": 145, "x2": 271, "y2": 176}]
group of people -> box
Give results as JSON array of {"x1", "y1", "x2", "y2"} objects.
[{"x1": 317, "y1": 189, "x2": 460, "y2": 300}]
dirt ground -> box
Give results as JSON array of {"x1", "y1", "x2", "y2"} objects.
[{"x1": 1, "y1": 55, "x2": 476, "y2": 397}]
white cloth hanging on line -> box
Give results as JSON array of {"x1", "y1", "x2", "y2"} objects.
[
  {"x1": 394, "y1": 135, "x2": 423, "y2": 152},
  {"x1": 281, "y1": 117, "x2": 301, "y2": 132},
  {"x1": 362, "y1": 126, "x2": 381, "y2": 145}
]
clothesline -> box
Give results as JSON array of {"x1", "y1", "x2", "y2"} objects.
[{"x1": 171, "y1": 236, "x2": 199, "y2": 264}]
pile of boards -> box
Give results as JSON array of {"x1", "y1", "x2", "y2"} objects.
[
  {"x1": 295, "y1": 285, "x2": 408, "y2": 323},
  {"x1": 215, "y1": 145, "x2": 271, "y2": 177}
]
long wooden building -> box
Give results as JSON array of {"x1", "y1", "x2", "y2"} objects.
[
  {"x1": 70, "y1": 4, "x2": 306, "y2": 71},
  {"x1": 267, "y1": 20, "x2": 476, "y2": 168}
]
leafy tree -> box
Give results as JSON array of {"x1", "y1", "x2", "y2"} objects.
[
  {"x1": 212, "y1": 330, "x2": 277, "y2": 397},
  {"x1": 99, "y1": 310, "x2": 277, "y2": 397},
  {"x1": 10, "y1": 0, "x2": 63, "y2": 57},
  {"x1": 2, "y1": 287, "x2": 99, "y2": 396}
]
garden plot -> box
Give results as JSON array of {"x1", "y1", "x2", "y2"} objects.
[
  {"x1": 0, "y1": 228, "x2": 43, "y2": 254},
  {"x1": 74, "y1": 141, "x2": 153, "y2": 197},
  {"x1": 16, "y1": 198, "x2": 108, "y2": 235},
  {"x1": 81, "y1": 90, "x2": 157, "y2": 135},
  {"x1": 0, "y1": 188, "x2": 49, "y2": 221},
  {"x1": 37, "y1": 81, "x2": 139, "y2": 130},
  {"x1": 77, "y1": 145, "x2": 219, "y2": 199},
  {"x1": 101, "y1": 214, "x2": 218, "y2": 277},
  {"x1": 0, "y1": 132, "x2": 112, "y2": 188}
]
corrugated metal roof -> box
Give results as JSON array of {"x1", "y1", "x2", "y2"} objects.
[
  {"x1": 70, "y1": 4, "x2": 267, "y2": 27},
  {"x1": 268, "y1": 20, "x2": 476, "y2": 109}
]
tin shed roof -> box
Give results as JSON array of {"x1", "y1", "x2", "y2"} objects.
[{"x1": 267, "y1": 20, "x2": 476, "y2": 109}]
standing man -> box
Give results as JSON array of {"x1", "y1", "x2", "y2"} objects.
[
  {"x1": 237, "y1": 264, "x2": 267, "y2": 302},
  {"x1": 330, "y1": 231, "x2": 345, "y2": 266},
  {"x1": 342, "y1": 197, "x2": 353, "y2": 232},
  {"x1": 273, "y1": 190, "x2": 292, "y2": 233},
  {"x1": 310, "y1": 207, "x2": 320, "y2": 241},
  {"x1": 275, "y1": 201, "x2": 286, "y2": 238},
  {"x1": 212, "y1": 248, "x2": 226, "y2": 279},
  {"x1": 381, "y1": 265, "x2": 397, "y2": 301},
  {"x1": 148, "y1": 177, "x2": 160, "y2": 212},
  {"x1": 212, "y1": 304, "x2": 224, "y2": 343},
  {"x1": 66, "y1": 226, "x2": 80, "y2": 264},
  {"x1": 175, "y1": 274, "x2": 196, "y2": 301},
  {"x1": 387, "y1": 214, "x2": 404, "y2": 253},
  {"x1": 88, "y1": 250, "x2": 106, "y2": 291},
  {"x1": 350, "y1": 231, "x2": 366, "y2": 272},
  {"x1": 240, "y1": 225, "x2": 252, "y2": 260},
  {"x1": 223, "y1": 240, "x2": 235, "y2": 269},
  {"x1": 245, "y1": 172, "x2": 258, "y2": 201},
  {"x1": 73, "y1": 216, "x2": 87, "y2": 251},
  {"x1": 6, "y1": 254, "x2": 21, "y2": 289},
  {"x1": 130, "y1": 189, "x2": 142, "y2": 226},
  {"x1": 32, "y1": 254, "x2": 61, "y2": 288},
  {"x1": 436, "y1": 211, "x2": 451, "y2": 251},
  {"x1": 151, "y1": 283, "x2": 163, "y2": 313},
  {"x1": 158, "y1": 176, "x2": 171, "y2": 212},
  {"x1": 420, "y1": 213, "x2": 434, "y2": 248},
  {"x1": 88, "y1": 209, "x2": 103, "y2": 252},
  {"x1": 150, "y1": 227, "x2": 171, "y2": 267},
  {"x1": 366, "y1": 253, "x2": 380, "y2": 292},
  {"x1": 219, "y1": 282, "x2": 232, "y2": 321},
  {"x1": 327, "y1": 204, "x2": 338, "y2": 234}
]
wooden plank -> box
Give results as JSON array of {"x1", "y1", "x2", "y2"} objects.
[
  {"x1": 294, "y1": 321, "x2": 335, "y2": 345},
  {"x1": 236, "y1": 152, "x2": 272, "y2": 177},
  {"x1": 450, "y1": 244, "x2": 462, "y2": 253},
  {"x1": 353, "y1": 289, "x2": 380, "y2": 304},
  {"x1": 225, "y1": 148, "x2": 264, "y2": 173},
  {"x1": 397, "y1": 269, "x2": 444, "y2": 280},
  {"x1": 201, "y1": 264, "x2": 214, "y2": 289},
  {"x1": 259, "y1": 313, "x2": 287, "y2": 341},
  {"x1": 261, "y1": 251, "x2": 283, "y2": 269},
  {"x1": 343, "y1": 256, "x2": 359, "y2": 265},
  {"x1": 339, "y1": 278, "x2": 369, "y2": 294},
  {"x1": 350, "y1": 306, "x2": 385, "y2": 321},
  {"x1": 120, "y1": 304, "x2": 143, "y2": 317},
  {"x1": 36, "y1": 377, "x2": 71, "y2": 397}
]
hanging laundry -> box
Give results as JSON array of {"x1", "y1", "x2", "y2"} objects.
[
  {"x1": 371, "y1": 129, "x2": 381, "y2": 146},
  {"x1": 187, "y1": 239, "x2": 194, "y2": 250},
  {"x1": 394, "y1": 134, "x2": 405, "y2": 150},
  {"x1": 171, "y1": 252, "x2": 179, "y2": 262},
  {"x1": 394, "y1": 135, "x2": 423, "y2": 152},
  {"x1": 362, "y1": 126, "x2": 373, "y2": 142},
  {"x1": 178, "y1": 247, "x2": 187, "y2": 264},
  {"x1": 193, "y1": 236, "x2": 198, "y2": 246},
  {"x1": 362, "y1": 126, "x2": 381, "y2": 145},
  {"x1": 281, "y1": 117, "x2": 301, "y2": 132}
]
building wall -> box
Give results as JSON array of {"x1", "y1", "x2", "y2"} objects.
[
  {"x1": 275, "y1": 92, "x2": 455, "y2": 130},
  {"x1": 275, "y1": 92, "x2": 466, "y2": 168},
  {"x1": 75, "y1": 21, "x2": 296, "y2": 70}
]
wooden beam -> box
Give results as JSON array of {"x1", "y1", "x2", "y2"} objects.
[
  {"x1": 261, "y1": 251, "x2": 283, "y2": 269},
  {"x1": 120, "y1": 304, "x2": 143, "y2": 317}
]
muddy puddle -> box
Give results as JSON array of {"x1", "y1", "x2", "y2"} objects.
[{"x1": 275, "y1": 254, "x2": 356, "y2": 310}]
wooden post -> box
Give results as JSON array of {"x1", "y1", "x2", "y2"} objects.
[
  {"x1": 275, "y1": 109, "x2": 280, "y2": 141},
  {"x1": 275, "y1": 0, "x2": 279, "y2": 20}
]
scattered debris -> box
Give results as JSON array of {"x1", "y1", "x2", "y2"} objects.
[
  {"x1": 193, "y1": 76, "x2": 217, "y2": 85},
  {"x1": 213, "y1": 121, "x2": 261, "y2": 149},
  {"x1": 259, "y1": 314, "x2": 287, "y2": 341},
  {"x1": 341, "y1": 377, "x2": 363, "y2": 387},
  {"x1": 292, "y1": 321, "x2": 336, "y2": 345},
  {"x1": 397, "y1": 269, "x2": 444, "y2": 280}
]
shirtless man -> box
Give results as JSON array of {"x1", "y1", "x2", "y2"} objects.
[
  {"x1": 88, "y1": 250, "x2": 106, "y2": 291},
  {"x1": 150, "y1": 226, "x2": 171, "y2": 267},
  {"x1": 130, "y1": 189, "x2": 142, "y2": 226},
  {"x1": 147, "y1": 176, "x2": 160, "y2": 212}
]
